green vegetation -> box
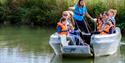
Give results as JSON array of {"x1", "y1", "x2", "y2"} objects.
[
  {"x1": 0, "y1": 0, "x2": 125, "y2": 31},
  {"x1": 0, "y1": 0, "x2": 71, "y2": 26}
]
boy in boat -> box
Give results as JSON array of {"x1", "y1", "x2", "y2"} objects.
[
  {"x1": 57, "y1": 17, "x2": 69, "y2": 46},
  {"x1": 57, "y1": 17, "x2": 68, "y2": 36}
]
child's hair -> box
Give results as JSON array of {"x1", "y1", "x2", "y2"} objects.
[
  {"x1": 108, "y1": 9, "x2": 117, "y2": 15},
  {"x1": 103, "y1": 11, "x2": 108, "y2": 16},
  {"x1": 60, "y1": 18, "x2": 66, "y2": 23},
  {"x1": 110, "y1": 11, "x2": 114, "y2": 15},
  {"x1": 97, "y1": 17, "x2": 102, "y2": 22}
]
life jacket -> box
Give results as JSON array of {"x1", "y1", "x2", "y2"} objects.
[
  {"x1": 100, "y1": 24, "x2": 111, "y2": 35},
  {"x1": 57, "y1": 22, "x2": 68, "y2": 35}
]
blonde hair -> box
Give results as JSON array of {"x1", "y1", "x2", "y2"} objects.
[{"x1": 108, "y1": 9, "x2": 117, "y2": 16}]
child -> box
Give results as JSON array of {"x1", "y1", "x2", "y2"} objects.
[
  {"x1": 108, "y1": 9, "x2": 117, "y2": 25},
  {"x1": 102, "y1": 11, "x2": 109, "y2": 24},
  {"x1": 57, "y1": 17, "x2": 69, "y2": 46},
  {"x1": 62, "y1": 11, "x2": 75, "y2": 32},
  {"x1": 97, "y1": 17, "x2": 103, "y2": 33},
  {"x1": 57, "y1": 18, "x2": 68, "y2": 36},
  {"x1": 100, "y1": 20, "x2": 114, "y2": 35}
]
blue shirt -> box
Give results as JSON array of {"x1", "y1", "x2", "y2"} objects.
[
  {"x1": 57, "y1": 26, "x2": 62, "y2": 33},
  {"x1": 73, "y1": 5, "x2": 87, "y2": 21}
]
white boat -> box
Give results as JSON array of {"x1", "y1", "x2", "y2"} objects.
[
  {"x1": 91, "y1": 27, "x2": 121, "y2": 56},
  {"x1": 49, "y1": 27, "x2": 121, "y2": 57}
]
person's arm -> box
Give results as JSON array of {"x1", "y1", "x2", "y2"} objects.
[
  {"x1": 84, "y1": 6, "x2": 93, "y2": 20},
  {"x1": 70, "y1": 16, "x2": 75, "y2": 27},
  {"x1": 85, "y1": 12, "x2": 93, "y2": 20}
]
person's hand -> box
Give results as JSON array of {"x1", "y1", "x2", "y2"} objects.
[{"x1": 91, "y1": 18, "x2": 97, "y2": 22}]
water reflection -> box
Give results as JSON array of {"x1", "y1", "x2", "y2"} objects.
[
  {"x1": 50, "y1": 51, "x2": 121, "y2": 63},
  {"x1": 0, "y1": 26, "x2": 54, "y2": 63},
  {"x1": 0, "y1": 47, "x2": 53, "y2": 63},
  {"x1": 94, "y1": 50, "x2": 121, "y2": 63}
]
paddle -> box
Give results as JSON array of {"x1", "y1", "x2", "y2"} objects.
[
  {"x1": 74, "y1": 20, "x2": 86, "y2": 43},
  {"x1": 84, "y1": 18, "x2": 96, "y2": 57},
  {"x1": 74, "y1": 18, "x2": 92, "y2": 44},
  {"x1": 75, "y1": 19, "x2": 95, "y2": 56}
]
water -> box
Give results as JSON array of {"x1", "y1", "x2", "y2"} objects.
[{"x1": 0, "y1": 26, "x2": 124, "y2": 63}]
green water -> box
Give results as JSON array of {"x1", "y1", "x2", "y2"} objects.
[{"x1": 0, "y1": 26, "x2": 124, "y2": 63}]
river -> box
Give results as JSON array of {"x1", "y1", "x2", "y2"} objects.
[{"x1": 0, "y1": 26, "x2": 124, "y2": 63}]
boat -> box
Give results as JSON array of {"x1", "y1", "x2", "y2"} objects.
[
  {"x1": 90, "y1": 27, "x2": 121, "y2": 56},
  {"x1": 49, "y1": 27, "x2": 121, "y2": 57}
]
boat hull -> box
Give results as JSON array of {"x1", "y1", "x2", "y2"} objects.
[{"x1": 91, "y1": 27, "x2": 121, "y2": 56}]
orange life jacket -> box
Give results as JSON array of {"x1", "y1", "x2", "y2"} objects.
[
  {"x1": 100, "y1": 25, "x2": 111, "y2": 35},
  {"x1": 57, "y1": 22, "x2": 68, "y2": 35}
]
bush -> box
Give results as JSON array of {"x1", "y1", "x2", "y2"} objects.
[
  {"x1": 0, "y1": 0, "x2": 125, "y2": 31},
  {"x1": 0, "y1": 0, "x2": 72, "y2": 26}
]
